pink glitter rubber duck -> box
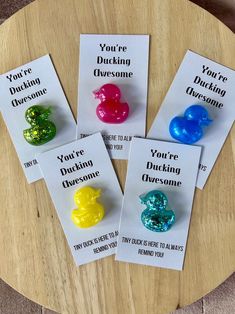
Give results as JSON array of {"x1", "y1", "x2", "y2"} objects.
[{"x1": 94, "y1": 84, "x2": 129, "y2": 124}]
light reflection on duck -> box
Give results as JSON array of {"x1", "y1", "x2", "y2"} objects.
[
  {"x1": 94, "y1": 84, "x2": 129, "y2": 124},
  {"x1": 169, "y1": 105, "x2": 212, "y2": 144},
  {"x1": 71, "y1": 186, "x2": 105, "y2": 228},
  {"x1": 140, "y1": 190, "x2": 175, "y2": 232}
]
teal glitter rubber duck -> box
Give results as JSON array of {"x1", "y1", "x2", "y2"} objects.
[
  {"x1": 23, "y1": 105, "x2": 56, "y2": 146},
  {"x1": 140, "y1": 190, "x2": 175, "y2": 232}
]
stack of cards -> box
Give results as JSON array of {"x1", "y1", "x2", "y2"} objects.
[{"x1": 0, "y1": 33, "x2": 234, "y2": 270}]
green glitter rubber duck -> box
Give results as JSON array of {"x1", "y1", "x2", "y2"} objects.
[{"x1": 23, "y1": 105, "x2": 56, "y2": 146}]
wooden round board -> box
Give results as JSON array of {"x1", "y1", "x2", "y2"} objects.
[{"x1": 0, "y1": 0, "x2": 234, "y2": 313}]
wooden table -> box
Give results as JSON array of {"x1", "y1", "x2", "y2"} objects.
[{"x1": 0, "y1": 0, "x2": 234, "y2": 313}]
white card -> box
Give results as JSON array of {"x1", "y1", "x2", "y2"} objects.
[
  {"x1": 0, "y1": 55, "x2": 76, "y2": 183},
  {"x1": 116, "y1": 137, "x2": 201, "y2": 270},
  {"x1": 77, "y1": 34, "x2": 149, "y2": 160},
  {"x1": 38, "y1": 133, "x2": 122, "y2": 266},
  {"x1": 148, "y1": 50, "x2": 235, "y2": 189}
]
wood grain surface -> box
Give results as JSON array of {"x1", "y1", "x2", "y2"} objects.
[{"x1": 0, "y1": 0, "x2": 234, "y2": 313}]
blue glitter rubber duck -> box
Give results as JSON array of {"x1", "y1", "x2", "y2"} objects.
[
  {"x1": 169, "y1": 105, "x2": 212, "y2": 144},
  {"x1": 140, "y1": 190, "x2": 175, "y2": 232}
]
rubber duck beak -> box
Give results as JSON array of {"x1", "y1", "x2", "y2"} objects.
[
  {"x1": 95, "y1": 188, "x2": 101, "y2": 198},
  {"x1": 201, "y1": 117, "x2": 213, "y2": 126},
  {"x1": 93, "y1": 89, "x2": 100, "y2": 99},
  {"x1": 139, "y1": 193, "x2": 146, "y2": 203}
]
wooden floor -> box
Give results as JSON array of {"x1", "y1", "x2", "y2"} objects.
[{"x1": 0, "y1": 0, "x2": 234, "y2": 313}]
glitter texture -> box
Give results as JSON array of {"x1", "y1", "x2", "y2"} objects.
[
  {"x1": 23, "y1": 105, "x2": 56, "y2": 145},
  {"x1": 140, "y1": 190, "x2": 175, "y2": 232}
]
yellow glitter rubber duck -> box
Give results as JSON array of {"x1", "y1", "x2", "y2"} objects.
[{"x1": 71, "y1": 186, "x2": 105, "y2": 228}]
